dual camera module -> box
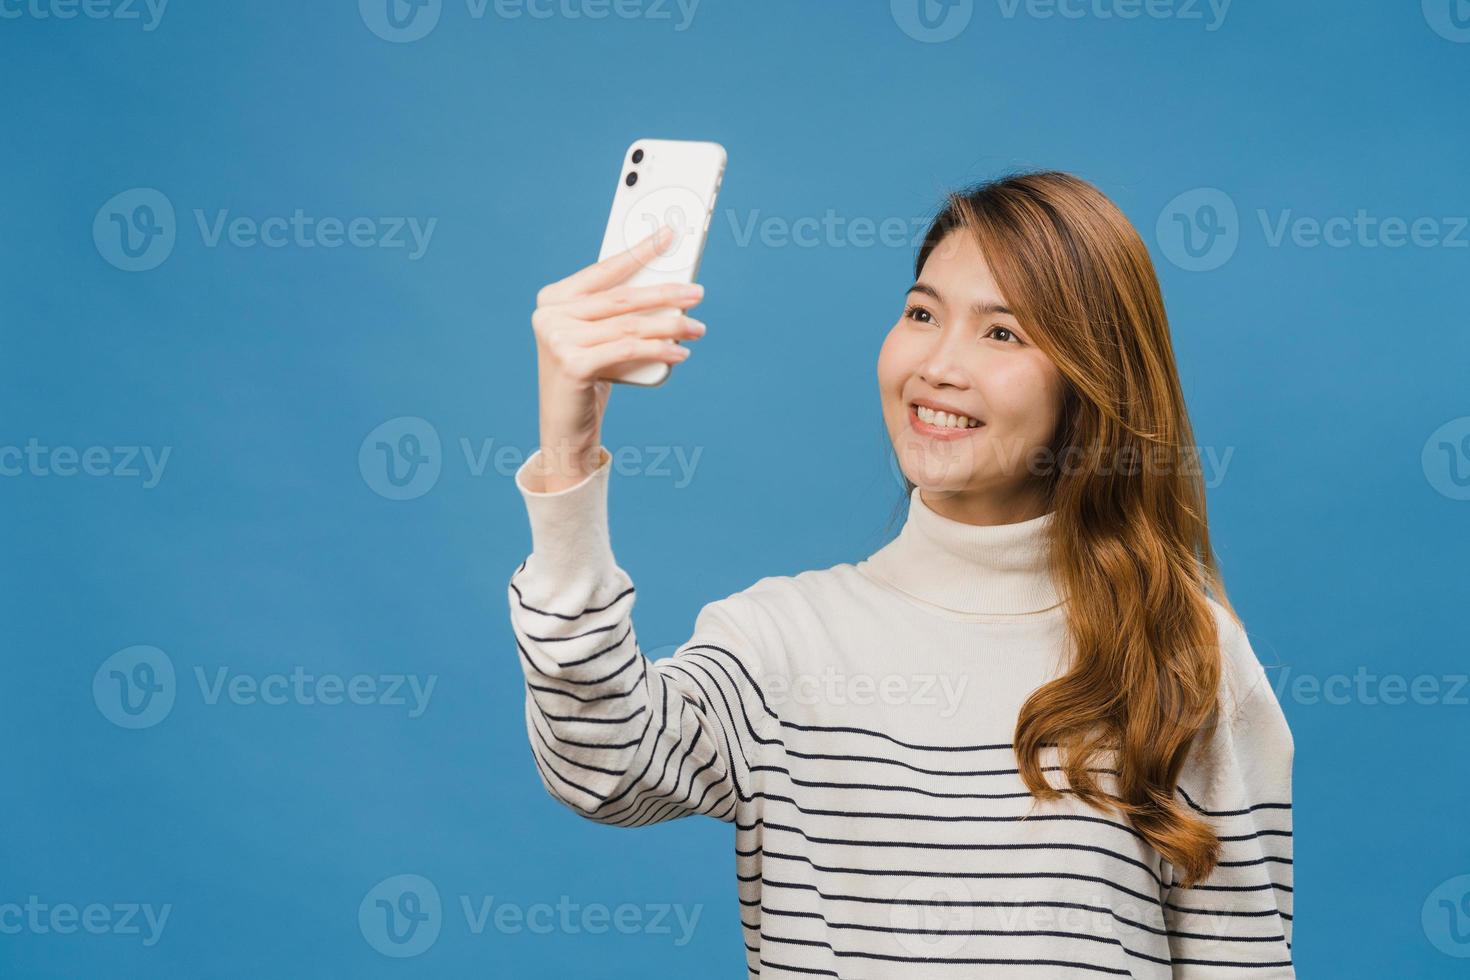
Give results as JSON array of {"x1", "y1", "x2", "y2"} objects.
[{"x1": 625, "y1": 147, "x2": 644, "y2": 186}]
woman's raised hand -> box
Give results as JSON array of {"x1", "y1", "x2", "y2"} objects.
[{"x1": 525, "y1": 224, "x2": 708, "y2": 493}]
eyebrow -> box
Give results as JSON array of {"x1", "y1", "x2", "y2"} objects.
[{"x1": 906, "y1": 282, "x2": 1014, "y2": 318}]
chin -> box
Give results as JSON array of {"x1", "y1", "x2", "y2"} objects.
[
  {"x1": 908, "y1": 470, "x2": 978, "y2": 494},
  {"x1": 892, "y1": 445, "x2": 979, "y2": 491}
]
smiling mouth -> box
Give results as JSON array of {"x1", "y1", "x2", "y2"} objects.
[{"x1": 909, "y1": 401, "x2": 983, "y2": 435}]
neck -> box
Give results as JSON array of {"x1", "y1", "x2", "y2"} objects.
[{"x1": 857, "y1": 485, "x2": 1064, "y2": 616}]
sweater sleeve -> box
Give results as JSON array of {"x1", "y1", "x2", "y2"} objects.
[
  {"x1": 1161, "y1": 627, "x2": 1295, "y2": 978},
  {"x1": 506, "y1": 445, "x2": 775, "y2": 828}
]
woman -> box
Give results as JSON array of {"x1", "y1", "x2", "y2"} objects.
[{"x1": 507, "y1": 171, "x2": 1294, "y2": 978}]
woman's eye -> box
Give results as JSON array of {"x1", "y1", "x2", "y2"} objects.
[
  {"x1": 986, "y1": 325, "x2": 1021, "y2": 344},
  {"x1": 904, "y1": 305, "x2": 935, "y2": 325}
]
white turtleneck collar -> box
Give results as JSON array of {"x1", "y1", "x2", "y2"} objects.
[{"x1": 856, "y1": 485, "x2": 1065, "y2": 617}]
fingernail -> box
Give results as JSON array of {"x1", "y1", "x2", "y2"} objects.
[
  {"x1": 683, "y1": 283, "x2": 704, "y2": 297},
  {"x1": 687, "y1": 318, "x2": 706, "y2": 335}
]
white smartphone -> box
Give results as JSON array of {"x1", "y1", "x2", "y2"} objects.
[{"x1": 596, "y1": 138, "x2": 726, "y2": 386}]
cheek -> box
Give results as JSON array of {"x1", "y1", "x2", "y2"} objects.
[
  {"x1": 989, "y1": 360, "x2": 1064, "y2": 433},
  {"x1": 876, "y1": 327, "x2": 909, "y2": 399}
]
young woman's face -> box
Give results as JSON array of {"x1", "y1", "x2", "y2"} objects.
[{"x1": 877, "y1": 229, "x2": 1066, "y2": 519}]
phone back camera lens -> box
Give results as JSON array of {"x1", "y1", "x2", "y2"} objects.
[
  {"x1": 625, "y1": 172, "x2": 638, "y2": 186},
  {"x1": 631, "y1": 149, "x2": 644, "y2": 164}
]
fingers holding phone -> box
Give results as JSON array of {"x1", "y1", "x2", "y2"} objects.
[
  {"x1": 594, "y1": 139, "x2": 726, "y2": 386},
  {"x1": 526, "y1": 138, "x2": 725, "y2": 491},
  {"x1": 527, "y1": 225, "x2": 709, "y2": 492}
]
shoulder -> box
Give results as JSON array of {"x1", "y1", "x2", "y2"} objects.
[
  {"x1": 680, "y1": 563, "x2": 871, "y2": 693},
  {"x1": 736, "y1": 560, "x2": 875, "y2": 617},
  {"x1": 702, "y1": 560, "x2": 876, "y2": 642},
  {"x1": 1176, "y1": 599, "x2": 1294, "y2": 814},
  {"x1": 1204, "y1": 595, "x2": 1286, "y2": 727}
]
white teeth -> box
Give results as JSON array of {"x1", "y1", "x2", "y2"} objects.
[{"x1": 915, "y1": 405, "x2": 980, "y2": 429}]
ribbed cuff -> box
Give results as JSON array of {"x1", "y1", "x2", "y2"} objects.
[{"x1": 513, "y1": 445, "x2": 619, "y2": 592}]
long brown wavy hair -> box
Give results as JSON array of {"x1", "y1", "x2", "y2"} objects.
[{"x1": 901, "y1": 171, "x2": 1240, "y2": 887}]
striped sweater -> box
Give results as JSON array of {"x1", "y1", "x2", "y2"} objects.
[{"x1": 507, "y1": 445, "x2": 1295, "y2": 979}]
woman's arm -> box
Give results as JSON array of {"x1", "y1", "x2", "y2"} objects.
[
  {"x1": 1162, "y1": 631, "x2": 1295, "y2": 978},
  {"x1": 503, "y1": 224, "x2": 769, "y2": 825},
  {"x1": 507, "y1": 445, "x2": 774, "y2": 826}
]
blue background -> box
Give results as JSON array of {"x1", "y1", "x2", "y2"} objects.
[{"x1": 3, "y1": 1, "x2": 1468, "y2": 976}]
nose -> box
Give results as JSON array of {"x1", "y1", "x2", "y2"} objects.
[{"x1": 916, "y1": 326, "x2": 971, "y2": 390}]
